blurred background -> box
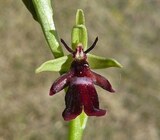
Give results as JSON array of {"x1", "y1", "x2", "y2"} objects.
[{"x1": 0, "y1": 0, "x2": 160, "y2": 140}]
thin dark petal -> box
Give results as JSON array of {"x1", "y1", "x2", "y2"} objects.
[
  {"x1": 62, "y1": 85, "x2": 82, "y2": 121},
  {"x1": 49, "y1": 71, "x2": 74, "y2": 96},
  {"x1": 81, "y1": 84, "x2": 106, "y2": 116},
  {"x1": 90, "y1": 71, "x2": 115, "y2": 93},
  {"x1": 84, "y1": 37, "x2": 98, "y2": 54}
]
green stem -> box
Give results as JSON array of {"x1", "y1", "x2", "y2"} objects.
[{"x1": 68, "y1": 112, "x2": 88, "y2": 140}]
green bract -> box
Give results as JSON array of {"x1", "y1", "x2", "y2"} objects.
[
  {"x1": 23, "y1": 0, "x2": 63, "y2": 58},
  {"x1": 22, "y1": 0, "x2": 38, "y2": 21}
]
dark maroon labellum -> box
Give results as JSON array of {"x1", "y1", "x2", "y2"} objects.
[{"x1": 50, "y1": 37, "x2": 115, "y2": 121}]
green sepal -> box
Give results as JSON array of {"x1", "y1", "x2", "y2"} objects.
[
  {"x1": 87, "y1": 54, "x2": 123, "y2": 69},
  {"x1": 76, "y1": 9, "x2": 85, "y2": 25},
  {"x1": 71, "y1": 9, "x2": 88, "y2": 50},
  {"x1": 35, "y1": 55, "x2": 72, "y2": 73}
]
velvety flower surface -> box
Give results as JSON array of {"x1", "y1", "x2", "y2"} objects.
[{"x1": 50, "y1": 38, "x2": 115, "y2": 121}]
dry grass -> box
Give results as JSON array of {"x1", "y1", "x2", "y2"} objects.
[{"x1": 0, "y1": 0, "x2": 160, "y2": 140}]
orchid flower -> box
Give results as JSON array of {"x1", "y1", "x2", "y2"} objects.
[{"x1": 49, "y1": 37, "x2": 115, "y2": 121}]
